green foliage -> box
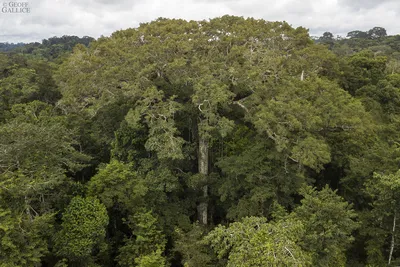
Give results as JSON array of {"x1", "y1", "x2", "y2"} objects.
[
  {"x1": 206, "y1": 216, "x2": 312, "y2": 267},
  {"x1": 124, "y1": 87, "x2": 185, "y2": 160},
  {"x1": 363, "y1": 171, "x2": 400, "y2": 265},
  {"x1": 341, "y1": 50, "x2": 387, "y2": 94},
  {"x1": 87, "y1": 160, "x2": 147, "y2": 210},
  {"x1": 291, "y1": 185, "x2": 359, "y2": 266},
  {"x1": 206, "y1": 186, "x2": 358, "y2": 267},
  {"x1": 134, "y1": 250, "x2": 167, "y2": 267},
  {"x1": 1, "y1": 17, "x2": 400, "y2": 267},
  {"x1": 252, "y1": 77, "x2": 368, "y2": 171},
  {"x1": 111, "y1": 120, "x2": 147, "y2": 164},
  {"x1": 174, "y1": 223, "x2": 218, "y2": 267},
  {"x1": 346, "y1": 27, "x2": 387, "y2": 40},
  {"x1": 0, "y1": 101, "x2": 90, "y2": 217},
  {"x1": 216, "y1": 136, "x2": 305, "y2": 220},
  {"x1": 0, "y1": 208, "x2": 51, "y2": 266},
  {"x1": 0, "y1": 42, "x2": 25, "y2": 52},
  {"x1": 0, "y1": 54, "x2": 60, "y2": 121},
  {"x1": 12, "y1": 35, "x2": 94, "y2": 61},
  {"x1": 117, "y1": 210, "x2": 167, "y2": 267},
  {"x1": 54, "y1": 196, "x2": 108, "y2": 264}
]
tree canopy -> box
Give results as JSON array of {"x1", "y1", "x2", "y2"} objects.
[{"x1": 0, "y1": 16, "x2": 400, "y2": 266}]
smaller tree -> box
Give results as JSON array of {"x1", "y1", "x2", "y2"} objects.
[
  {"x1": 116, "y1": 210, "x2": 167, "y2": 267},
  {"x1": 54, "y1": 196, "x2": 108, "y2": 265},
  {"x1": 368, "y1": 27, "x2": 387, "y2": 39},
  {"x1": 364, "y1": 171, "x2": 400, "y2": 266},
  {"x1": 319, "y1": 32, "x2": 335, "y2": 48},
  {"x1": 0, "y1": 207, "x2": 51, "y2": 267},
  {"x1": 206, "y1": 216, "x2": 312, "y2": 267},
  {"x1": 291, "y1": 185, "x2": 359, "y2": 267},
  {"x1": 347, "y1": 30, "x2": 369, "y2": 39},
  {"x1": 174, "y1": 223, "x2": 218, "y2": 267}
]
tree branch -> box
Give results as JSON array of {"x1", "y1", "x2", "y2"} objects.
[{"x1": 233, "y1": 101, "x2": 249, "y2": 113}]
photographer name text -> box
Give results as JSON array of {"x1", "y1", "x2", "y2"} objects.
[{"x1": 2, "y1": 2, "x2": 30, "y2": 13}]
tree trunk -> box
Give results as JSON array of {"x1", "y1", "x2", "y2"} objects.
[
  {"x1": 389, "y1": 210, "x2": 396, "y2": 265},
  {"x1": 25, "y1": 195, "x2": 32, "y2": 221},
  {"x1": 197, "y1": 137, "x2": 208, "y2": 225}
]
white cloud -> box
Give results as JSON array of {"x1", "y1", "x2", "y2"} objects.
[{"x1": 0, "y1": 0, "x2": 398, "y2": 42}]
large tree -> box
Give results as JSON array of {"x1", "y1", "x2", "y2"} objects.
[{"x1": 57, "y1": 16, "x2": 369, "y2": 227}]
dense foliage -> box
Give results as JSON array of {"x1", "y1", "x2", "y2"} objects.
[
  {"x1": 0, "y1": 35, "x2": 94, "y2": 61},
  {"x1": 1, "y1": 16, "x2": 400, "y2": 266}
]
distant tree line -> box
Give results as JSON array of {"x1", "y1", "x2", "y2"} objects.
[
  {"x1": 0, "y1": 35, "x2": 95, "y2": 60},
  {"x1": 0, "y1": 42, "x2": 25, "y2": 52}
]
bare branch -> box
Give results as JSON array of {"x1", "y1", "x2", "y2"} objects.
[
  {"x1": 284, "y1": 246, "x2": 296, "y2": 260},
  {"x1": 233, "y1": 101, "x2": 249, "y2": 113}
]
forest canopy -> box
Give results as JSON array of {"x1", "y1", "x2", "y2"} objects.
[{"x1": 1, "y1": 16, "x2": 400, "y2": 266}]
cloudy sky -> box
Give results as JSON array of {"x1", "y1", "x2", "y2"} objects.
[{"x1": 0, "y1": 0, "x2": 399, "y2": 43}]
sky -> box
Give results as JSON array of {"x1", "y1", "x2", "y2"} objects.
[{"x1": 0, "y1": 0, "x2": 399, "y2": 43}]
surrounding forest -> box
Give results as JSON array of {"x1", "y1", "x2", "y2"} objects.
[{"x1": 1, "y1": 16, "x2": 400, "y2": 266}]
